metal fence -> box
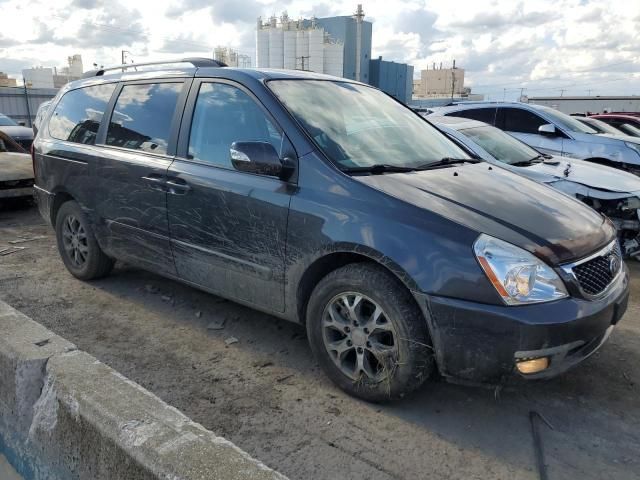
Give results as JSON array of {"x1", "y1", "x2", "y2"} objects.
[{"x1": 0, "y1": 86, "x2": 58, "y2": 127}]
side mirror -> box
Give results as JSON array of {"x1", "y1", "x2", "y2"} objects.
[
  {"x1": 538, "y1": 124, "x2": 557, "y2": 136},
  {"x1": 230, "y1": 141, "x2": 293, "y2": 179}
]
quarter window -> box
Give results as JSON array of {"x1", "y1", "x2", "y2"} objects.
[
  {"x1": 48, "y1": 84, "x2": 117, "y2": 145},
  {"x1": 188, "y1": 83, "x2": 283, "y2": 168},
  {"x1": 449, "y1": 108, "x2": 496, "y2": 125},
  {"x1": 106, "y1": 83, "x2": 183, "y2": 155},
  {"x1": 499, "y1": 107, "x2": 546, "y2": 134}
]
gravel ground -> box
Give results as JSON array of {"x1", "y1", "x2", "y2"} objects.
[{"x1": 1, "y1": 200, "x2": 639, "y2": 480}]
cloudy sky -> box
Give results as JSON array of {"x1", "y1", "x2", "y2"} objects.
[{"x1": 0, "y1": 0, "x2": 638, "y2": 99}]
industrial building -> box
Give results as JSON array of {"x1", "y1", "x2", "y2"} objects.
[
  {"x1": 22, "y1": 54, "x2": 84, "y2": 89},
  {"x1": 369, "y1": 57, "x2": 413, "y2": 104},
  {"x1": 526, "y1": 96, "x2": 640, "y2": 115},
  {"x1": 256, "y1": 13, "x2": 345, "y2": 77},
  {"x1": 256, "y1": 5, "x2": 413, "y2": 103},
  {"x1": 213, "y1": 47, "x2": 251, "y2": 68},
  {"x1": 0, "y1": 72, "x2": 17, "y2": 88},
  {"x1": 413, "y1": 63, "x2": 465, "y2": 98},
  {"x1": 0, "y1": 86, "x2": 57, "y2": 126}
]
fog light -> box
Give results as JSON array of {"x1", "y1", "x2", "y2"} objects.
[{"x1": 516, "y1": 357, "x2": 549, "y2": 374}]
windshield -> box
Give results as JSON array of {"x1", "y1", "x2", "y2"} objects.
[
  {"x1": 617, "y1": 123, "x2": 640, "y2": 137},
  {"x1": 533, "y1": 105, "x2": 597, "y2": 134},
  {"x1": 460, "y1": 125, "x2": 540, "y2": 165},
  {"x1": 0, "y1": 114, "x2": 18, "y2": 126},
  {"x1": 268, "y1": 80, "x2": 469, "y2": 169},
  {"x1": 578, "y1": 117, "x2": 623, "y2": 135}
]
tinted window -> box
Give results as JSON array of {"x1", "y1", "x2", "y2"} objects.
[
  {"x1": 0, "y1": 114, "x2": 17, "y2": 126},
  {"x1": 188, "y1": 83, "x2": 283, "y2": 168},
  {"x1": 531, "y1": 105, "x2": 596, "y2": 133},
  {"x1": 449, "y1": 108, "x2": 496, "y2": 125},
  {"x1": 106, "y1": 83, "x2": 182, "y2": 155},
  {"x1": 500, "y1": 107, "x2": 546, "y2": 134},
  {"x1": 48, "y1": 84, "x2": 116, "y2": 144}
]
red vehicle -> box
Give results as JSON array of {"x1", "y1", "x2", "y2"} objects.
[{"x1": 589, "y1": 114, "x2": 640, "y2": 137}]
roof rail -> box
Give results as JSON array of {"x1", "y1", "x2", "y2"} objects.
[{"x1": 82, "y1": 57, "x2": 227, "y2": 78}]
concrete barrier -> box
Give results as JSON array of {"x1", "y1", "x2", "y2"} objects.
[{"x1": 0, "y1": 301, "x2": 288, "y2": 480}]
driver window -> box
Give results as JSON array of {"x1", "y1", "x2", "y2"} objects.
[{"x1": 188, "y1": 83, "x2": 283, "y2": 169}]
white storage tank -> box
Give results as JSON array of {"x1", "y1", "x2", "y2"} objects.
[
  {"x1": 308, "y1": 28, "x2": 324, "y2": 73},
  {"x1": 269, "y1": 28, "x2": 284, "y2": 69},
  {"x1": 283, "y1": 30, "x2": 297, "y2": 70},
  {"x1": 256, "y1": 28, "x2": 270, "y2": 68},
  {"x1": 295, "y1": 30, "x2": 309, "y2": 70},
  {"x1": 323, "y1": 42, "x2": 344, "y2": 78}
]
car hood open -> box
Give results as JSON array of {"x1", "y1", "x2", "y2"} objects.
[
  {"x1": 0, "y1": 152, "x2": 34, "y2": 182},
  {"x1": 354, "y1": 162, "x2": 615, "y2": 265},
  {"x1": 524, "y1": 157, "x2": 640, "y2": 194},
  {"x1": 0, "y1": 125, "x2": 34, "y2": 139}
]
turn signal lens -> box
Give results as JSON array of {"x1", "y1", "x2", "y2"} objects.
[{"x1": 516, "y1": 357, "x2": 549, "y2": 374}]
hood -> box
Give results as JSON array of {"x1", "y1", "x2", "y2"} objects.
[
  {"x1": 596, "y1": 132, "x2": 640, "y2": 144},
  {"x1": 526, "y1": 157, "x2": 640, "y2": 194},
  {"x1": 0, "y1": 152, "x2": 33, "y2": 181},
  {"x1": 0, "y1": 125, "x2": 34, "y2": 139},
  {"x1": 354, "y1": 163, "x2": 615, "y2": 265}
]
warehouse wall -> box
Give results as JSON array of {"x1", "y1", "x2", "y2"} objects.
[{"x1": 0, "y1": 87, "x2": 57, "y2": 127}]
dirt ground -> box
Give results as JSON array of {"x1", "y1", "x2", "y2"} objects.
[{"x1": 1, "y1": 200, "x2": 639, "y2": 480}]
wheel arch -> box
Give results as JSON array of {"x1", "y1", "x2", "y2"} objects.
[
  {"x1": 50, "y1": 189, "x2": 76, "y2": 226},
  {"x1": 294, "y1": 245, "x2": 421, "y2": 327}
]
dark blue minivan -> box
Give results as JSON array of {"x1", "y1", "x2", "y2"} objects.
[{"x1": 33, "y1": 59, "x2": 629, "y2": 401}]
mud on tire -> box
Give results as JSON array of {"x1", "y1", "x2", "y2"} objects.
[{"x1": 306, "y1": 262, "x2": 434, "y2": 402}]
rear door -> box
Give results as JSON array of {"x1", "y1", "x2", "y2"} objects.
[
  {"x1": 93, "y1": 79, "x2": 190, "y2": 276},
  {"x1": 496, "y1": 107, "x2": 565, "y2": 155},
  {"x1": 167, "y1": 79, "x2": 295, "y2": 312}
]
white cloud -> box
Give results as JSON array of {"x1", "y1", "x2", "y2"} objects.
[{"x1": 0, "y1": 0, "x2": 638, "y2": 99}]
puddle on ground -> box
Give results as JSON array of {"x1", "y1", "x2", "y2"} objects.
[{"x1": 0, "y1": 453, "x2": 23, "y2": 480}]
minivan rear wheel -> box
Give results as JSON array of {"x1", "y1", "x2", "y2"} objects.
[
  {"x1": 306, "y1": 263, "x2": 434, "y2": 402},
  {"x1": 55, "y1": 201, "x2": 114, "y2": 280}
]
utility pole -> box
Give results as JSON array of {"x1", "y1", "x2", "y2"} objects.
[
  {"x1": 519, "y1": 87, "x2": 525, "y2": 102},
  {"x1": 587, "y1": 89, "x2": 592, "y2": 96},
  {"x1": 560, "y1": 89, "x2": 565, "y2": 97},
  {"x1": 503, "y1": 88, "x2": 506, "y2": 101},
  {"x1": 451, "y1": 70, "x2": 456, "y2": 100},
  {"x1": 296, "y1": 56, "x2": 310, "y2": 71},
  {"x1": 23, "y1": 81, "x2": 32, "y2": 127}
]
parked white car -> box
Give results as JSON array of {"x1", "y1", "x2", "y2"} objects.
[{"x1": 429, "y1": 115, "x2": 640, "y2": 258}]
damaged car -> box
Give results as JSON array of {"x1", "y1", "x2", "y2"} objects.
[
  {"x1": 430, "y1": 116, "x2": 640, "y2": 258},
  {"x1": 33, "y1": 60, "x2": 629, "y2": 401},
  {"x1": 0, "y1": 130, "x2": 34, "y2": 199}
]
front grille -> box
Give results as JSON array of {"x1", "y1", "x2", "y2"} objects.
[{"x1": 572, "y1": 243, "x2": 621, "y2": 296}]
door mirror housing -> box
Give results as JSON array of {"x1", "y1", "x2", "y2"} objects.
[
  {"x1": 538, "y1": 124, "x2": 557, "y2": 136},
  {"x1": 230, "y1": 141, "x2": 291, "y2": 178}
]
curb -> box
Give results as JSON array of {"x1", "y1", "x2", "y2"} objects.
[{"x1": 0, "y1": 300, "x2": 288, "y2": 480}]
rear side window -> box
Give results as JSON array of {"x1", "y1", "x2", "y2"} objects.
[
  {"x1": 48, "y1": 84, "x2": 116, "y2": 145},
  {"x1": 106, "y1": 83, "x2": 183, "y2": 155},
  {"x1": 187, "y1": 82, "x2": 283, "y2": 168},
  {"x1": 449, "y1": 108, "x2": 496, "y2": 125},
  {"x1": 498, "y1": 107, "x2": 546, "y2": 134}
]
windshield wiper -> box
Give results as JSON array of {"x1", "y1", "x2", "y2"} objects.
[
  {"x1": 416, "y1": 157, "x2": 481, "y2": 170},
  {"x1": 512, "y1": 154, "x2": 550, "y2": 166},
  {"x1": 341, "y1": 164, "x2": 418, "y2": 174}
]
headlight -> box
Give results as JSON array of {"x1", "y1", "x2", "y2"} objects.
[
  {"x1": 474, "y1": 234, "x2": 568, "y2": 305},
  {"x1": 624, "y1": 142, "x2": 640, "y2": 156}
]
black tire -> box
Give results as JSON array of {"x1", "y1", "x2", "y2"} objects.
[
  {"x1": 55, "y1": 200, "x2": 114, "y2": 280},
  {"x1": 306, "y1": 263, "x2": 434, "y2": 402}
]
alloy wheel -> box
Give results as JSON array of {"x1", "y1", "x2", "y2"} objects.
[
  {"x1": 61, "y1": 215, "x2": 89, "y2": 268},
  {"x1": 321, "y1": 292, "x2": 398, "y2": 382}
]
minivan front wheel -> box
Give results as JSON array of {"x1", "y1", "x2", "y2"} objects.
[
  {"x1": 307, "y1": 263, "x2": 434, "y2": 402},
  {"x1": 55, "y1": 201, "x2": 114, "y2": 280}
]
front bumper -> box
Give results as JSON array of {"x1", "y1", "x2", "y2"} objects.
[{"x1": 414, "y1": 264, "x2": 629, "y2": 384}]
